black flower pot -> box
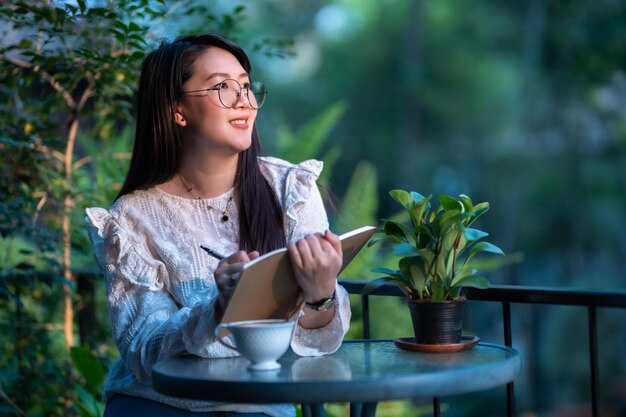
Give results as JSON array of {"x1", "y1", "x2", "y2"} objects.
[{"x1": 408, "y1": 300, "x2": 465, "y2": 344}]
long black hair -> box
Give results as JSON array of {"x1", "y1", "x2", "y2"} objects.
[{"x1": 117, "y1": 34, "x2": 285, "y2": 254}]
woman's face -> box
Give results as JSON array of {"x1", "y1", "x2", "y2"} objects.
[{"x1": 176, "y1": 47, "x2": 257, "y2": 155}]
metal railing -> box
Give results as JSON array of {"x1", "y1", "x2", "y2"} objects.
[{"x1": 339, "y1": 280, "x2": 626, "y2": 417}]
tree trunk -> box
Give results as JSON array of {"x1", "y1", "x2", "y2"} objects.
[
  {"x1": 394, "y1": 0, "x2": 426, "y2": 189},
  {"x1": 14, "y1": 282, "x2": 25, "y2": 412},
  {"x1": 62, "y1": 116, "x2": 79, "y2": 411},
  {"x1": 522, "y1": 0, "x2": 546, "y2": 75},
  {"x1": 522, "y1": 1, "x2": 547, "y2": 411},
  {"x1": 62, "y1": 118, "x2": 79, "y2": 349}
]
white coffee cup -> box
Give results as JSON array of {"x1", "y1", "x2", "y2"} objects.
[{"x1": 215, "y1": 319, "x2": 296, "y2": 371}]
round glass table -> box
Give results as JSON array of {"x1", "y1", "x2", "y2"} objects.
[{"x1": 153, "y1": 339, "x2": 522, "y2": 417}]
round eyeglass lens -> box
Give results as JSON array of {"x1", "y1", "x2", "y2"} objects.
[
  {"x1": 248, "y1": 81, "x2": 267, "y2": 109},
  {"x1": 218, "y1": 79, "x2": 267, "y2": 109}
]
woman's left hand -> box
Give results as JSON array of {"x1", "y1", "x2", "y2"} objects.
[{"x1": 287, "y1": 230, "x2": 343, "y2": 306}]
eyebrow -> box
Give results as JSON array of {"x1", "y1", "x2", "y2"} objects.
[{"x1": 205, "y1": 72, "x2": 250, "y2": 82}]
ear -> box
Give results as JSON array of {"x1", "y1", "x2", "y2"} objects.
[{"x1": 174, "y1": 104, "x2": 187, "y2": 127}]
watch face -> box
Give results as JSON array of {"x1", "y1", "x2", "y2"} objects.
[{"x1": 316, "y1": 298, "x2": 335, "y2": 312}]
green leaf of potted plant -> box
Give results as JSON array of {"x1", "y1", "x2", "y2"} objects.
[{"x1": 364, "y1": 189, "x2": 505, "y2": 345}]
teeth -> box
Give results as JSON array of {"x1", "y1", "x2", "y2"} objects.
[{"x1": 230, "y1": 119, "x2": 246, "y2": 125}]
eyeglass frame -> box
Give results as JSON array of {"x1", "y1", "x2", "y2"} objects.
[{"x1": 179, "y1": 78, "x2": 268, "y2": 109}]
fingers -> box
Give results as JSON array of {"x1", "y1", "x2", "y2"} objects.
[
  {"x1": 296, "y1": 234, "x2": 318, "y2": 267},
  {"x1": 324, "y1": 230, "x2": 342, "y2": 256},
  {"x1": 214, "y1": 250, "x2": 253, "y2": 275},
  {"x1": 289, "y1": 233, "x2": 329, "y2": 271},
  {"x1": 303, "y1": 232, "x2": 341, "y2": 260},
  {"x1": 215, "y1": 269, "x2": 240, "y2": 292},
  {"x1": 214, "y1": 249, "x2": 257, "y2": 294},
  {"x1": 297, "y1": 233, "x2": 335, "y2": 259},
  {"x1": 287, "y1": 242, "x2": 302, "y2": 269},
  {"x1": 222, "y1": 250, "x2": 252, "y2": 265},
  {"x1": 214, "y1": 271, "x2": 239, "y2": 322},
  {"x1": 288, "y1": 230, "x2": 343, "y2": 282},
  {"x1": 212, "y1": 249, "x2": 259, "y2": 320}
]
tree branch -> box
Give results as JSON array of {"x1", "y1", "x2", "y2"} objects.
[
  {"x1": 76, "y1": 76, "x2": 95, "y2": 111},
  {"x1": 0, "y1": 382, "x2": 26, "y2": 417},
  {"x1": 4, "y1": 56, "x2": 76, "y2": 109}
]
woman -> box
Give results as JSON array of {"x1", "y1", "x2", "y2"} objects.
[{"x1": 85, "y1": 34, "x2": 351, "y2": 417}]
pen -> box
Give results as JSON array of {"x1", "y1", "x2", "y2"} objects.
[{"x1": 200, "y1": 245, "x2": 225, "y2": 260}]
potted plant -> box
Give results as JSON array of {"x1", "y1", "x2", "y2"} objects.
[{"x1": 363, "y1": 189, "x2": 504, "y2": 345}]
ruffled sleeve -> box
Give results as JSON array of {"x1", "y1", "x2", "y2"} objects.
[
  {"x1": 283, "y1": 159, "x2": 328, "y2": 241},
  {"x1": 86, "y1": 207, "x2": 167, "y2": 291},
  {"x1": 85, "y1": 207, "x2": 233, "y2": 384},
  {"x1": 259, "y1": 156, "x2": 328, "y2": 240},
  {"x1": 259, "y1": 157, "x2": 352, "y2": 356},
  {"x1": 290, "y1": 283, "x2": 351, "y2": 356}
]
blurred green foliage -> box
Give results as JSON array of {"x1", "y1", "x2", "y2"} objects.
[
  {"x1": 249, "y1": 0, "x2": 626, "y2": 415},
  {"x1": 70, "y1": 346, "x2": 105, "y2": 417},
  {"x1": 0, "y1": 1, "x2": 281, "y2": 415}
]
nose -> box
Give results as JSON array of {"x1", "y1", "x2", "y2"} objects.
[{"x1": 233, "y1": 88, "x2": 250, "y2": 109}]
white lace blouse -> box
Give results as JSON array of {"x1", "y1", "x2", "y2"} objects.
[{"x1": 85, "y1": 156, "x2": 351, "y2": 417}]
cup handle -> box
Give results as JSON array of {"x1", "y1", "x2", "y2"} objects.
[{"x1": 215, "y1": 323, "x2": 237, "y2": 350}]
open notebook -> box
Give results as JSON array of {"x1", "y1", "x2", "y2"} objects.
[{"x1": 221, "y1": 225, "x2": 377, "y2": 324}]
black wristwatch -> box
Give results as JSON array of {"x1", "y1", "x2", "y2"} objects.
[{"x1": 304, "y1": 291, "x2": 337, "y2": 312}]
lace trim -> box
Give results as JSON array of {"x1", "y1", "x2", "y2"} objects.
[
  {"x1": 86, "y1": 207, "x2": 166, "y2": 292},
  {"x1": 258, "y1": 157, "x2": 323, "y2": 241},
  {"x1": 153, "y1": 186, "x2": 234, "y2": 205}
]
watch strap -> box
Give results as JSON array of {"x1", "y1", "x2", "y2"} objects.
[{"x1": 304, "y1": 290, "x2": 337, "y2": 311}]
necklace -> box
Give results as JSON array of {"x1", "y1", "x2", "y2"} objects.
[{"x1": 179, "y1": 175, "x2": 233, "y2": 223}]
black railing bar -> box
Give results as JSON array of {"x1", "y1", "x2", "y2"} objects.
[
  {"x1": 78, "y1": 273, "x2": 626, "y2": 308},
  {"x1": 362, "y1": 295, "x2": 371, "y2": 340},
  {"x1": 588, "y1": 306, "x2": 599, "y2": 417},
  {"x1": 340, "y1": 281, "x2": 626, "y2": 308},
  {"x1": 350, "y1": 402, "x2": 362, "y2": 417},
  {"x1": 502, "y1": 302, "x2": 515, "y2": 417},
  {"x1": 362, "y1": 402, "x2": 377, "y2": 417},
  {"x1": 466, "y1": 286, "x2": 626, "y2": 308},
  {"x1": 341, "y1": 281, "x2": 405, "y2": 297},
  {"x1": 502, "y1": 302, "x2": 512, "y2": 347},
  {"x1": 433, "y1": 397, "x2": 441, "y2": 417},
  {"x1": 507, "y1": 382, "x2": 516, "y2": 417}
]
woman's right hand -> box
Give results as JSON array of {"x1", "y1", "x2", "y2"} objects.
[{"x1": 213, "y1": 250, "x2": 259, "y2": 322}]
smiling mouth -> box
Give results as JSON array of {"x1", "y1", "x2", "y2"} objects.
[{"x1": 229, "y1": 119, "x2": 248, "y2": 126}]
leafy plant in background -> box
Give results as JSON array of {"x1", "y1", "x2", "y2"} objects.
[
  {"x1": 70, "y1": 347, "x2": 106, "y2": 417},
  {"x1": 364, "y1": 190, "x2": 505, "y2": 301},
  {"x1": 333, "y1": 161, "x2": 379, "y2": 272},
  {"x1": 0, "y1": 2, "x2": 296, "y2": 415},
  {"x1": 270, "y1": 101, "x2": 384, "y2": 339},
  {"x1": 331, "y1": 161, "x2": 382, "y2": 340},
  {"x1": 271, "y1": 101, "x2": 347, "y2": 187},
  {"x1": 2, "y1": 0, "x2": 166, "y2": 353},
  {"x1": 1, "y1": 2, "x2": 172, "y2": 413}
]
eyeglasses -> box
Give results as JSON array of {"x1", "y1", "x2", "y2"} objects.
[{"x1": 180, "y1": 79, "x2": 267, "y2": 109}]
